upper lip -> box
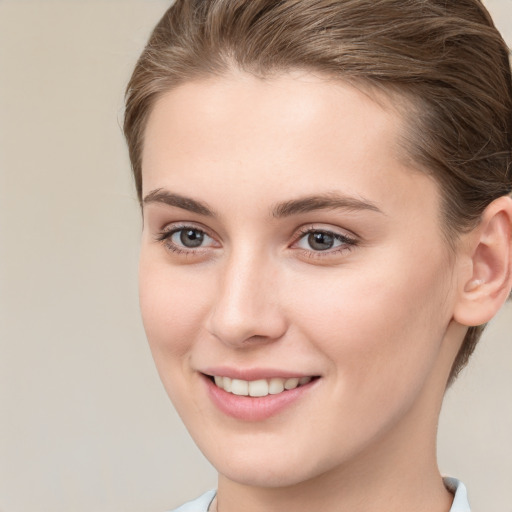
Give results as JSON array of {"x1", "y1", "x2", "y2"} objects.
[{"x1": 200, "y1": 366, "x2": 318, "y2": 381}]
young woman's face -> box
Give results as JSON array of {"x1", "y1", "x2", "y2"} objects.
[{"x1": 140, "y1": 72, "x2": 462, "y2": 488}]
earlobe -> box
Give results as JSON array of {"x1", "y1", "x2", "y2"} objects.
[{"x1": 453, "y1": 195, "x2": 512, "y2": 327}]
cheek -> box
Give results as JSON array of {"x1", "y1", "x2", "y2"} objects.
[
  {"x1": 138, "y1": 255, "x2": 218, "y2": 419},
  {"x1": 289, "y1": 252, "x2": 453, "y2": 395},
  {"x1": 138, "y1": 255, "x2": 211, "y2": 361}
]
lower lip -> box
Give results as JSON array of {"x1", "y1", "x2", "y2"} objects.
[{"x1": 202, "y1": 375, "x2": 319, "y2": 421}]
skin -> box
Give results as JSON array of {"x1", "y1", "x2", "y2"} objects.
[{"x1": 138, "y1": 71, "x2": 511, "y2": 512}]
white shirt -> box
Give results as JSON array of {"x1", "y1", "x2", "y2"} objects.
[{"x1": 169, "y1": 477, "x2": 470, "y2": 511}]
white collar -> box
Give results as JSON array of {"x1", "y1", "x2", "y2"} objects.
[{"x1": 444, "y1": 477, "x2": 471, "y2": 512}]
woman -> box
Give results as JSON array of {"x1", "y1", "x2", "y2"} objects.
[{"x1": 124, "y1": 1, "x2": 512, "y2": 511}]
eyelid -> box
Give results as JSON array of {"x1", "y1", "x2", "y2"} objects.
[
  {"x1": 155, "y1": 222, "x2": 221, "y2": 253},
  {"x1": 156, "y1": 221, "x2": 217, "y2": 240},
  {"x1": 293, "y1": 224, "x2": 358, "y2": 243},
  {"x1": 291, "y1": 224, "x2": 359, "y2": 255}
]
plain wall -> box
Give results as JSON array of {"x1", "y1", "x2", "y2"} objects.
[{"x1": 0, "y1": 1, "x2": 510, "y2": 511}]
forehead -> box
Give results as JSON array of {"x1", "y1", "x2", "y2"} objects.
[
  {"x1": 143, "y1": 71, "x2": 400, "y2": 160},
  {"x1": 141, "y1": 71, "x2": 440, "y2": 225}
]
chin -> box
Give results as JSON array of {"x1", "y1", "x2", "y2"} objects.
[
  {"x1": 216, "y1": 457, "x2": 320, "y2": 488},
  {"x1": 196, "y1": 431, "x2": 341, "y2": 489}
]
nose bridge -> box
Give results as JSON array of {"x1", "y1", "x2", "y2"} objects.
[{"x1": 206, "y1": 244, "x2": 286, "y2": 346}]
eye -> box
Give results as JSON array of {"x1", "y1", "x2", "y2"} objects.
[
  {"x1": 172, "y1": 228, "x2": 208, "y2": 248},
  {"x1": 294, "y1": 228, "x2": 357, "y2": 253},
  {"x1": 302, "y1": 231, "x2": 337, "y2": 251},
  {"x1": 156, "y1": 225, "x2": 218, "y2": 254}
]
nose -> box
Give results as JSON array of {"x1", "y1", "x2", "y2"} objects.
[{"x1": 205, "y1": 249, "x2": 288, "y2": 348}]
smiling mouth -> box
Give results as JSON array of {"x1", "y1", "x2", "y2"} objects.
[{"x1": 206, "y1": 375, "x2": 318, "y2": 397}]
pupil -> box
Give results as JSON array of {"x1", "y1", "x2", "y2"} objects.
[
  {"x1": 180, "y1": 229, "x2": 204, "y2": 248},
  {"x1": 308, "y1": 232, "x2": 334, "y2": 251}
]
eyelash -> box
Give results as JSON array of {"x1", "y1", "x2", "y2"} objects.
[
  {"x1": 155, "y1": 224, "x2": 358, "y2": 258},
  {"x1": 155, "y1": 224, "x2": 216, "y2": 256},
  {"x1": 292, "y1": 226, "x2": 358, "y2": 259}
]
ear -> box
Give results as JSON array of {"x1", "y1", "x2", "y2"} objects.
[{"x1": 453, "y1": 195, "x2": 512, "y2": 327}]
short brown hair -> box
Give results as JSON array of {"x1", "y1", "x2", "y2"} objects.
[{"x1": 124, "y1": 0, "x2": 512, "y2": 385}]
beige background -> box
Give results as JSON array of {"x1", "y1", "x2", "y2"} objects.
[{"x1": 0, "y1": 1, "x2": 510, "y2": 511}]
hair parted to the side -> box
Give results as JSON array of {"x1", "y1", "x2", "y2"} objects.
[{"x1": 124, "y1": 0, "x2": 512, "y2": 386}]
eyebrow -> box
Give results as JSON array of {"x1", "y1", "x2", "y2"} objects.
[
  {"x1": 143, "y1": 188, "x2": 383, "y2": 218},
  {"x1": 271, "y1": 193, "x2": 383, "y2": 218},
  {"x1": 143, "y1": 188, "x2": 216, "y2": 217}
]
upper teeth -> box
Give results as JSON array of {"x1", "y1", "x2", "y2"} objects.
[{"x1": 213, "y1": 376, "x2": 312, "y2": 397}]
